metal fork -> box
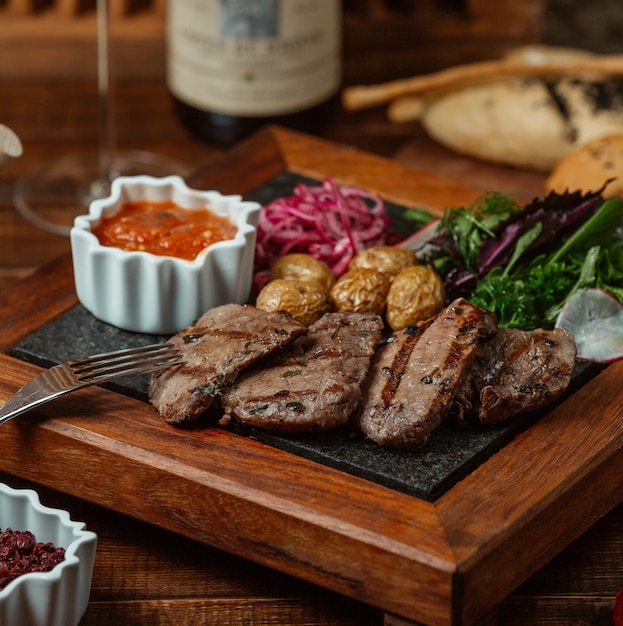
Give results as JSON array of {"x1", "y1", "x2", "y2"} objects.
[{"x1": 0, "y1": 343, "x2": 184, "y2": 426}]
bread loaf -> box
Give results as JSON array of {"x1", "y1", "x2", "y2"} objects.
[
  {"x1": 343, "y1": 46, "x2": 623, "y2": 172},
  {"x1": 546, "y1": 134, "x2": 623, "y2": 196},
  {"x1": 419, "y1": 77, "x2": 623, "y2": 171}
]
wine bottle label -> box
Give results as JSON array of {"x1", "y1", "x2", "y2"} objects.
[{"x1": 167, "y1": 0, "x2": 341, "y2": 117}]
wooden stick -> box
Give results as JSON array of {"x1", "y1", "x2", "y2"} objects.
[
  {"x1": 342, "y1": 55, "x2": 623, "y2": 112},
  {"x1": 386, "y1": 95, "x2": 427, "y2": 123}
]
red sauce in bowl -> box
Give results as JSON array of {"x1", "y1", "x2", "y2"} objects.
[{"x1": 92, "y1": 200, "x2": 237, "y2": 261}]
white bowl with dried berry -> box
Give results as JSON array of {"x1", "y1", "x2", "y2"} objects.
[{"x1": 0, "y1": 482, "x2": 97, "y2": 626}]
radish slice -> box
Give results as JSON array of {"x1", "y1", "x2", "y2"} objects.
[
  {"x1": 555, "y1": 288, "x2": 623, "y2": 363},
  {"x1": 398, "y1": 217, "x2": 442, "y2": 259}
]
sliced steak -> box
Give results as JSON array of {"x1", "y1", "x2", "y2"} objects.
[
  {"x1": 148, "y1": 304, "x2": 307, "y2": 424},
  {"x1": 356, "y1": 298, "x2": 494, "y2": 450},
  {"x1": 219, "y1": 312, "x2": 384, "y2": 432},
  {"x1": 454, "y1": 326, "x2": 576, "y2": 425}
]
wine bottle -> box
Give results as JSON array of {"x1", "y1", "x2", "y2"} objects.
[{"x1": 166, "y1": 0, "x2": 342, "y2": 146}]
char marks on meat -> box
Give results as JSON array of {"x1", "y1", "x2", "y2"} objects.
[
  {"x1": 356, "y1": 298, "x2": 495, "y2": 450},
  {"x1": 220, "y1": 312, "x2": 384, "y2": 432},
  {"x1": 150, "y1": 300, "x2": 578, "y2": 451},
  {"x1": 453, "y1": 326, "x2": 576, "y2": 425},
  {"x1": 148, "y1": 304, "x2": 307, "y2": 424}
]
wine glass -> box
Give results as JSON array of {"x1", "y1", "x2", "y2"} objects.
[{"x1": 13, "y1": 0, "x2": 189, "y2": 237}]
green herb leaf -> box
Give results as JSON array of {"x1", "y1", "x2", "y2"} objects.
[
  {"x1": 281, "y1": 369, "x2": 303, "y2": 379},
  {"x1": 401, "y1": 207, "x2": 436, "y2": 228},
  {"x1": 503, "y1": 222, "x2": 542, "y2": 277}
]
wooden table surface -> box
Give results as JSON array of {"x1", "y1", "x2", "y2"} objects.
[{"x1": 0, "y1": 78, "x2": 622, "y2": 626}]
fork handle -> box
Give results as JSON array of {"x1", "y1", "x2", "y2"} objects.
[{"x1": 0, "y1": 377, "x2": 70, "y2": 426}]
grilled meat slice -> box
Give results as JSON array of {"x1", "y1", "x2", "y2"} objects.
[
  {"x1": 148, "y1": 304, "x2": 307, "y2": 424},
  {"x1": 220, "y1": 312, "x2": 384, "y2": 432},
  {"x1": 453, "y1": 326, "x2": 576, "y2": 425},
  {"x1": 356, "y1": 298, "x2": 494, "y2": 450}
]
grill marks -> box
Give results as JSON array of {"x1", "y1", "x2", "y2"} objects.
[
  {"x1": 379, "y1": 320, "x2": 431, "y2": 405},
  {"x1": 148, "y1": 304, "x2": 307, "y2": 424},
  {"x1": 454, "y1": 326, "x2": 577, "y2": 425},
  {"x1": 220, "y1": 312, "x2": 384, "y2": 432},
  {"x1": 356, "y1": 299, "x2": 492, "y2": 450},
  {"x1": 148, "y1": 299, "x2": 577, "y2": 451}
]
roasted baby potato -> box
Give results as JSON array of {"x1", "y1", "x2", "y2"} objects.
[
  {"x1": 256, "y1": 278, "x2": 331, "y2": 326},
  {"x1": 348, "y1": 246, "x2": 417, "y2": 280},
  {"x1": 329, "y1": 268, "x2": 390, "y2": 315},
  {"x1": 271, "y1": 253, "x2": 336, "y2": 291},
  {"x1": 386, "y1": 265, "x2": 445, "y2": 330}
]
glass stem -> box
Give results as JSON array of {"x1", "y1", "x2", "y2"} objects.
[{"x1": 96, "y1": 0, "x2": 116, "y2": 191}]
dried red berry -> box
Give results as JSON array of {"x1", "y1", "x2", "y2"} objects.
[{"x1": 0, "y1": 528, "x2": 65, "y2": 590}]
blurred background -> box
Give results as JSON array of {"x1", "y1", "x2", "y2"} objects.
[
  {"x1": 0, "y1": 0, "x2": 621, "y2": 84},
  {"x1": 0, "y1": 0, "x2": 621, "y2": 286}
]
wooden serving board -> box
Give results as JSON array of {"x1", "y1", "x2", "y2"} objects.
[{"x1": 2, "y1": 127, "x2": 623, "y2": 626}]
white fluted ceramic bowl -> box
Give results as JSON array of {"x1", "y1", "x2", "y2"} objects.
[
  {"x1": 71, "y1": 175, "x2": 261, "y2": 334},
  {"x1": 0, "y1": 483, "x2": 97, "y2": 626}
]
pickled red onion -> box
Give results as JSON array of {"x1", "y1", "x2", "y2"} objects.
[{"x1": 254, "y1": 178, "x2": 394, "y2": 290}]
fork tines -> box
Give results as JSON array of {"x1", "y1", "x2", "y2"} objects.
[{"x1": 68, "y1": 343, "x2": 183, "y2": 384}]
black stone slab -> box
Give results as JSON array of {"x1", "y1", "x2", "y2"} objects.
[
  {"x1": 11, "y1": 172, "x2": 595, "y2": 501},
  {"x1": 13, "y1": 306, "x2": 552, "y2": 501}
]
